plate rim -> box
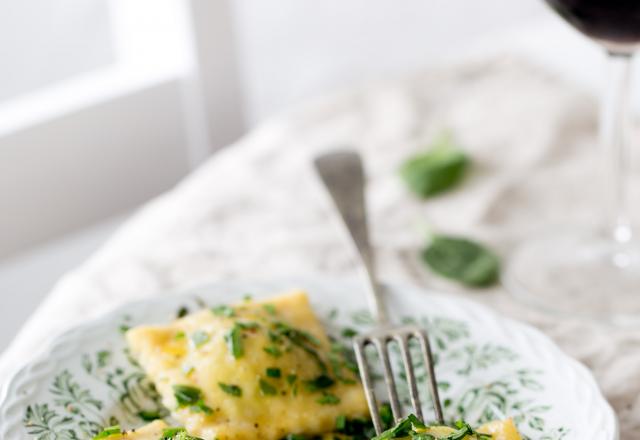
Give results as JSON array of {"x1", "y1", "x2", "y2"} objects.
[{"x1": 0, "y1": 277, "x2": 620, "y2": 439}]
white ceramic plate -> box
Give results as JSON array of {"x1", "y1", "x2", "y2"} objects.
[{"x1": 0, "y1": 279, "x2": 617, "y2": 439}]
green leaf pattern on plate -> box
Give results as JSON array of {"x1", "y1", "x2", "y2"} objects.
[{"x1": 22, "y1": 304, "x2": 569, "y2": 440}]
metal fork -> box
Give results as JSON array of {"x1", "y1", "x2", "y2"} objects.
[{"x1": 314, "y1": 151, "x2": 444, "y2": 434}]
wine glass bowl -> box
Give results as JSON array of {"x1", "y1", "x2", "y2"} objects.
[
  {"x1": 546, "y1": 0, "x2": 640, "y2": 52},
  {"x1": 505, "y1": 0, "x2": 640, "y2": 323}
]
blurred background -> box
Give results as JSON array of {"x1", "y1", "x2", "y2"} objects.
[{"x1": 0, "y1": 0, "x2": 632, "y2": 350}]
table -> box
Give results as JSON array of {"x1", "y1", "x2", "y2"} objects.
[{"x1": 2, "y1": 56, "x2": 638, "y2": 438}]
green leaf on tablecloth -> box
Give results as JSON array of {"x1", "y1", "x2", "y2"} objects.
[
  {"x1": 422, "y1": 235, "x2": 499, "y2": 287},
  {"x1": 399, "y1": 132, "x2": 470, "y2": 198}
]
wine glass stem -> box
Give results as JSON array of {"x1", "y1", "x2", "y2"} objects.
[{"x1": 602, "y1": 52, "x2": 634, "y2": 243}]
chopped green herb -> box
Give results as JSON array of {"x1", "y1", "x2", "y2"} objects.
[
  {"x1": 243, "y1": 294, "x2": 253, "y2": 302},
  {"x1": 422, "y1": 235, "x2": 499, "y2": 287},
  {"x1": 190, "y1": 399, "x2": 214, "y2": 415},
  {"x1": 266, "y1": 367, "x2": 281, "y2": 378},
  {"x1": 161, "y1": 427, "x2": 186, "y2": 437},
  {"x1": 263, "y1": 345, "x2": 283, "y2": 357},
  {"x1": 137, "y1": 409, "x2": 161, "y2": 421},
  {"x1": 118, "y1": 325, "x2": 130, "y2": 334},
  {"x1": 92, "y1": 426, "x2": 121, "y2": 439},
  {"x1": 335, "y1": 415, "x2": 347, "y2": 430},
  {"x1": 218, "y1": 382, "x2": 242, "y2": 397},
  {"x1": 379, "y1": 403, "x2": 393, "y2": 428},
  {"x1": 175, "y1": 331, "x2": 186, "y2": 340},
  {"x1": 225, "y1": 325, "x2": 244, "y2": 359},
  {"x1": 262, "y1": 303, "x2": 277, "y2": 315},
  {"x1": 273, "y1": 322, "x2": 321, "y2": 346},
  {"x1": 191, "y1": 331, "x2": 210, "y2": 348},
  {"x1": 236, "y1": 321, "x2": 260, "y2": 330},
  {"x1": 177, "y1": 306, "x2": 189, "y2": 318},
  {"x1": 304, "y1": 374, "x2": 335, "y2": 391},
  {"x1": 259, "y1": 379, "x2": 277, "y2": 396},
  {"x1": 316, "y1": 393, "x2": 340, "y2": 405},
  {"x1": 371, "y1": 415, "x2": 414, "y2": 440},
  {"x1": 273, "y1": 322, "x2": 326, "y2": 372},
  {"x1": 211, "y1": 305, "x2": 235, "y2": 317},
  {"x1": 161, "y1": 427, "x2": 206, "y2": 440},
  {"x1": 173, "y1": 384, "x2": 202, "y2": 406},
  {"x1": 284, "y1": 435, "x2": 308, "y2": 440},
  {"x1": 371, "y1": 415, "x2": 490, "y2": 440},
  {"x1": 399, "y1": 132, "x2": 470, "y2": 198},
  {"x1": 268, "y1": 330, "x2": 283, "y2": 343},
  {"x1": 286, "y1": 374, "x2": 297, "y2": 384}
]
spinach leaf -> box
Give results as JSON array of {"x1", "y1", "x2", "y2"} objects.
[
  {"x1": 399, "y1": 133, "x2": 469, "y2": 198},
  {"x1": 422, "y1": 235, "x2": 499, "y2": 287}
]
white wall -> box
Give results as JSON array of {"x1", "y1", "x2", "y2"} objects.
[
  {"x1": 0, "y1": 0, "x2": 115, "y2": 101},
  {"x1": 231, "y1": 0, "x2": 550, "y2": 125}
]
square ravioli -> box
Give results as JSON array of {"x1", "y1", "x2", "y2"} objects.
[
  {"x1": 126, "y1": 290, "x2": 369, "y2": 440},
  {"x1": 96, "y1": 420, "x2": 168, "y2": 439}
]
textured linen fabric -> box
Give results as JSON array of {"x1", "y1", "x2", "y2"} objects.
[{"x1": 2, "y1": 56, "x2": 637, "y2": 437}]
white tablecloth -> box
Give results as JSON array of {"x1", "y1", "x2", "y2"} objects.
[{"x1": 2, "y1": 56, "x2": 639, "y2": 438}]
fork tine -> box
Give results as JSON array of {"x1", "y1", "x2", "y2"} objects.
[
  {"x1": 396, "y1": 334, "x2": 423, "y2": 421},
  {"x1": 354, "y1": 325, "x2": 443, "y2": 434},
  {"x1": 373, "y1": 338, "x2": 402, "y2": 421},
  {"x1": 414, "y1": 328, "x2": 444, "y2": 424},
  {"x1": 353, "y1": 337, "x2": 383, "y2": 434}
]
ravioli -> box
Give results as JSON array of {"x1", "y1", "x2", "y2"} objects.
[
  {"x1": 126, "y1": 291, "x2": 369, "y2": 440},
  {"x1": 418, "y1": 419, "x2": 522, "y2": 440},
  {"x1": 94, "y1": 420, "x2": 168, "y2": 439}
]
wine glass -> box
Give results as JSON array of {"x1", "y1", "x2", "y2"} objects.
[{"x1": 505, "y1": 0, "x2": 640, "y2": 323}]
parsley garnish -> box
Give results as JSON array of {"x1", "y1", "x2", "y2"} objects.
[
  {"x1": 218, "y1": 382, "x2": 242, "y2": 397},
  {"x1": 161, "y1": 427, "x2": 205, "y2": 440},
  {"x1": 284, "y1": 435, "x2": 308, "y2": 440},
  {"x1": 225, "y1": 324, "x2": 244, "y2": 358},
  {"x1": 211, "y1": 305, "x2": 235, "y2": 317},
  {"x1": 316, "y1": 393, "x2": 340, "y2": 405},
  {"x1": 266, "y1": 367, "x2": 281, "y2": 378},
  {"x1": 161, "y1": 427, "x2": 186, "y2": 438},
  {"x1": 175, "y1": 331, "x2": 186, "y2": 340},
  {"x1": 259, "y1": 379, "x2": 277, "y2": 396},
  {"x1": 263, "y1": 345, "x2": 282, "y2": 357},
  {"x1": 335, "y1": 415, "x2": 346, "y2": 430},
  {"x1": 304, "y1": 374, "x2": 335, "y2": 391},
  {"x1": 92, "y1": 426, "x2": 121, "y2": 439},
  {"x1": 371, "y1": 415, "x2": 490, "y2": 440},
  {"x1": 191, "y1": 331, "x2": 210, "y2": 348},
  {"x1": 272, "y1": 322, "x2": 326, "y2": 372},
  {"x1": 173, "y1": 384, "x2": 202, "y2": 406},
  {"x1": 176, "y1": 306, "x2": 189, "y2": 318},
  {"x1": 137, "y1": 409, "x2": 161, "y2": 421},
  {"x1": 236, "y1": 321, "x2": 260, "y2": 330},
  {"x1": 190, "y1": 399, "x2": 213, "y2": 415},
  {"x1": 263, "y1": 303, "x2": 277, "y2": 315}
]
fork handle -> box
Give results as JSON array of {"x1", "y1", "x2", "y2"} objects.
[{"x1": 314, "y1": 151, "x2": 388, "y2": 325}]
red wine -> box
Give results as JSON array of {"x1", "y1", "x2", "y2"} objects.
[{"x1": 546, "y1": 0, "x2": 640, "y2": 45}]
